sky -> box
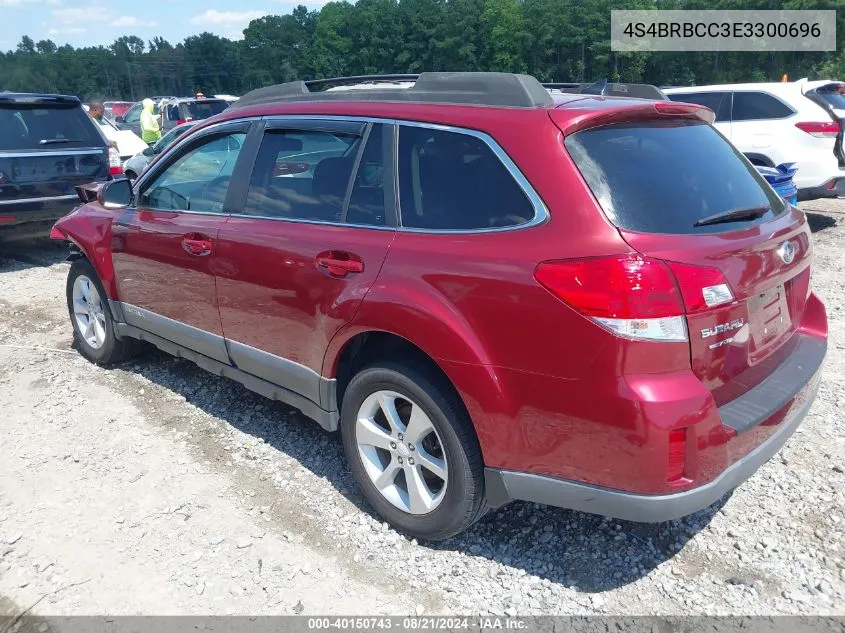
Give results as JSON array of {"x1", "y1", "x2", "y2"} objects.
[{"x1": 0, "y1": 0, "x2": 330, "y2": 52}]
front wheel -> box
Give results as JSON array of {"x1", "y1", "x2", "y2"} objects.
[
  {"x1": 340, "y1": 362, "x2": 486, "y2": 540},
  {"x1": 66, "y1": 259, "x2": 137, "y2": 365}
]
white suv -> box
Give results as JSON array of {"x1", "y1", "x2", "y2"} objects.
[{"x1": 665, "y1": 80, "x2": 845, "y2": 200}]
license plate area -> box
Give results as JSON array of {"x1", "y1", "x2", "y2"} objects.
[{"x1": 748, "y1": 284, "x2": 792, "y2": 360}]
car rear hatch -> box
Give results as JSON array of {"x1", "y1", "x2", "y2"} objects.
[
  {"x1": 552, "y1": 102, "x2": 819, "y2": 441},
  {"x1": 0, "y1": 94, "x2": 109, "y2": 224},
  {"x1": 803, "y1": 81, "x2": 845, "y2": 167}
]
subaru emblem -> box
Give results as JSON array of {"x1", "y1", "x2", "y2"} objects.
[{"x1": 776, "y1": 241, "x2": 796, "y2": 265}]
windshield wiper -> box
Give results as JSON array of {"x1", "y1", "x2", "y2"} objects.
[
  {"x1": 39, "y1": 138, "x2": 82, "y2": 145},
  {"x1": 693, "y1": 205, "x2": 770, "y2": 228}
]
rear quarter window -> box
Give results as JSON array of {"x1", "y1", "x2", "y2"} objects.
[
  {"x1": 0, "y1": 104, "x2": 103, "y2": 151},
  {"x1": 565, "y1": 120, "x2": 786, "y2": 235},
  {"x1": 397, "y1": 126, "x2": 535, "y2": 230},
  {"x1": 184, "y1": 101, "x2": 229, "y2": 120},
  {"x1": 731, "y1": 92, "x2": 794, "y2": 121}
]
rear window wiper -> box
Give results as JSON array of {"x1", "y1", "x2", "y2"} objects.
[
  {"x1": 39, "y1": 138, "x2": 82, "y2": 145},
  {"x1": 693, "y1": 205, "x2": 770, "y2": 228}
]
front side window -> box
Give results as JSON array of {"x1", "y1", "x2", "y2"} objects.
[
  {"x1": 397, "y1": 126, "x2": 534, "y2": 230},
  {"x1": 731, "y1": 92, "x2": 794, "y2": 121},
  {"x1": 244, "y1": 128, "x2": 361, "y2": 222},
  {"x1": 139, "y1": 132, "x2": 245, "y2": 213}
]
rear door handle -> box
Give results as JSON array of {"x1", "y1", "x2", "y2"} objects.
[
  {"x1": 316, "y1": 251, "x2": 364, "y2": 278},
  {"x1": 182, "y1": 232, "x2": 213, "y2": 257}
]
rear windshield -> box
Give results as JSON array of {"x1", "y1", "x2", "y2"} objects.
[
  {"x1": 565, "y1": 120, "x2": 786, "y2": 235},
  {"x1": 814, "y1": 84, "x2": 845, "y2": 109},
  {"x1": 183, "y1": 101, "x2": 228, "y2": 120},
  {"x1": 0, "y1": 103, "x2": 104, "y2": 151}
]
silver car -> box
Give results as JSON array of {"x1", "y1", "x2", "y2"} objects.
[{"x1": 123, "y1": 121, "x2": 197, "y2": 180}]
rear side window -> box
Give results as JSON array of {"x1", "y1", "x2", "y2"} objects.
[
  {"x1": 184, "y1": 101, "x2": 228, "y2": 120},
  {"x1": 565, "y1": 121, "x2": 785, "y2": 235},
  {"x1": 667, "y1": 92, "x2": 730, "y2": 122},
  {"x1": 244, "y1": 128, "x2": 360, "y2": 222},
  {"x1": 731, "y1": 92, "x2": 793, "y2": 121},
  {"x1": 0, "y1": 104, "x2": 103, "y2": 150},
  {"x1": 397, "y1": 126, "x2": 534, "y2": 230}
]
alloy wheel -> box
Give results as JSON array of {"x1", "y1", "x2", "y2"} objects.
[
  {"x1": 355, "y1": 390, "x2": 448, "y2": 514},
  {"x1": 72, "y1": 275, "x2": 107, "y2": 350}
]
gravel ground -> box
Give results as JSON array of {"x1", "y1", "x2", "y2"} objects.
[{"x1": 0, "y1": 199, "x2": 843, "y2": 617}]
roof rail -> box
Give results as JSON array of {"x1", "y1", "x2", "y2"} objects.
[
  {"x1": 230, "y1": 72, "x2": 554, "y2": 110},
  {"x1": 544, "y1": 80, "x2": 667, "y2": 101}
]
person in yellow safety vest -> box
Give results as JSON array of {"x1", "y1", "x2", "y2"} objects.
[{"x1": 139, "y1": 98, "x2": 161, "y2": 144}]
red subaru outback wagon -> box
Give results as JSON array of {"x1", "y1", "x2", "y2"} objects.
[{"x1": 52, "y1": 73, "x2": 827, "y2": 540}]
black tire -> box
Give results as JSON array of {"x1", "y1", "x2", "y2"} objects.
[
  {"x1": 66, "y1": 258, "x2": 138, "y2": 365},
  {"x1": 340, "y1": 361, "x2": 487, "y2": 541}
]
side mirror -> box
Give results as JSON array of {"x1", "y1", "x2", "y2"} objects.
[
  {"x1": 115, "y1": 116, "x2": 124, "y2": 124},
  {"x1": 142, "y1": 146, "x2": 156, "y2": 157},
  {"x1": 99, "y1": 178, "x2": 132, "y2": 209}
]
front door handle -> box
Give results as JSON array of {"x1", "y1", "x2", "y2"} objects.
[
  {"x1": 316, "y1": 251, "x2": 364, "y2": 278},
  {"x1": 182, "y1": 232, "x2": 213, "y2": 257}
]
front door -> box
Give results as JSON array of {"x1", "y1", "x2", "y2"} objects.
[
  {"x1": 112, "y1": 123, "x2": 250, "y2": 364},
  {"x1": 215, "y1": 120, "x2": 396, "y2": 406}
]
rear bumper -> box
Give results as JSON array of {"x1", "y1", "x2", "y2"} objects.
[
  {"x1": 0, "y1": 196, "x2": 79, "y2": 242},
  {"x1": 485, "y1": 335, "x2": 826, "y2": 522},
  {"x1": 798, "y1": 176, "x2": 845, "y2": 200}
]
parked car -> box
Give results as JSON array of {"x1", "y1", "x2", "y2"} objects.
[
  {"x1": 123, "y1": 121, "x2": 197, "y2": 180},
  {"x1": 0, "y1": 93, "x2": 112, "y2": 242},
  {"x1": 757, "y1": 163, "x2": 799, "y2": 206},
  {"x1": 84, "y1": 104, "x2": 148, "y2": 164},
  {"x1": 104, "y1": 101, "x2": 133, "y2": 120},
  {"x1": 665, "y1": 80, "x2": 845, "y2": 200},
  {"x1": 115, "y1": 97, "x2": 229, "y2": 138},
  {"x1": 52, "y1": 72, "x2": 828, "y2": 540}
]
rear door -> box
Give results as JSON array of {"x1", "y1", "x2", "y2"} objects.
[
  {"x1": 0, "y1": 96, "x2": 108, "y2": 229},
  {"x1": 561, "y1": 115, "x2": 812, "y2": 406},
  {"x1": 111, "y1": 121, "x2": 251, "y2": 364},
  {"x1": 215, "y1": 119, "x2": 396, "y2": 404}
]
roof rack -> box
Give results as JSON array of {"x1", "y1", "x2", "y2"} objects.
[
  {"x1": 544, "y1": 79, "x2": 667, "y2": 101},
  {"x1": 230, "y1": 72, "x2": 554, "y2": 110}
]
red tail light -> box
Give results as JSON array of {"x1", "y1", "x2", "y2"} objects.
[
  {"x1": 535, "y1": 255, "x2": 738, "y2": 342},
  {"x1": 667, "y1": 428, "x2": 687, "y2": 483},
  {"x1": 534, "y1": 255, "x2": 687, "y2": 341},
  {"x1": 666, "y1": 262, "x2": 734, "y2": 313},
  {"x1": 49, "y1": 226, "x2": 65, "y2": 240},
  {"x1": 108, "y1": 147, "x2": 123, "y2": 175},
  {"x1": 795, "y1": 121, "x2": 841, "y2": 138},
  {"x1": 177, "y1": 118, "x2": 193, "y2": 125}
]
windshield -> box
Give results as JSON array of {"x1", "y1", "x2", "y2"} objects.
[
  {"x1": 0, "y1": 103, "x2": 103, "y2": 150},
  {"x1": 565, "y1": 120, "x2": 786, "y2": 235}
]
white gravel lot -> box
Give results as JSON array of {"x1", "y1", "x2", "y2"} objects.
[{"x1": 0, "y1": 199, "x2": 843, "y2": 618}]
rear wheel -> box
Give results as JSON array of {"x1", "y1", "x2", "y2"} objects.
[
  {"x1": 341, "y1": 362, "x2": 486, "y2": 540},
  {"x1": 66, "y1": 259, "x2": 137, "y2": 365}
]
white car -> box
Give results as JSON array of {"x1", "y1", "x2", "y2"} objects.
[
  {"x1": 665, "y1": 80, "x2": 845, "y2": 200},
  {"x1": 83, "y1": 105, "x2": 148, "y2": 162}
]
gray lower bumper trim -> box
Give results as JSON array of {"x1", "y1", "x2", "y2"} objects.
[
  {"x1": 485, "y1": 372, "x2": 820, "y2": 522},
  {"x1": 719, "y1": 335, "x2": 826, "y2": 434}
]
